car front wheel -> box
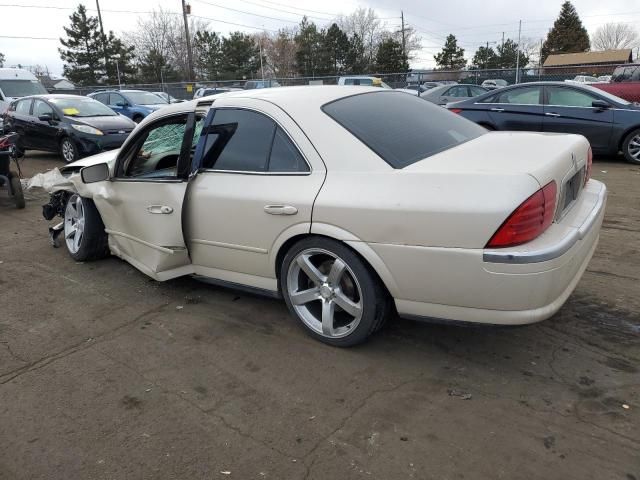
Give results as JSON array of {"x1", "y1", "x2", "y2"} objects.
[
  {"x1": 281, "y1": 237, "x2": 389, "y2": 347},
  {"x1": 622, "y1": 128, "x2": 640, "y2": 165},
  {"x1": 59, "y1": 137, "x2": 79, "y2": 163},
  {"x1": 64, "y1": 194, "x2": 109, "y2": 261}
]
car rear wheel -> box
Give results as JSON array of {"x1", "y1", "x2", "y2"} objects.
[
  {"x1": 132, "y1": 115, "x2": 144, "y2": 123},
  {"x1": 64, "y1": 194, "x2": 109, "y2": 261},
  {"x1": 622, "y1": 128, "x2": 640, "y2": 165},
  {"x1": 59, "y1": 137, "x2": 79, "y2": 163},
  {"x1": 281, "y1": 237, "x2": 389, "y2": 347}
]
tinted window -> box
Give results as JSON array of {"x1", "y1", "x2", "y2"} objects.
[
  {"x1": 496, "y1": 86, "x2": 541, "y2": 105},
  {"x1": 33, "y1": 99, "x2": 54, "y2": 118},
  {"x1": 0, "y1": 79, "x2": 47, "y2": 97},
  {"x1": 547, "y1": 87, "x2": 597, "y2": 107},
  {"x1": 469, "y1": 86, "x2": 487, "y2": 96},
  {"x1": 268, "y1": 128, "x2": 308, "y2": 172},
  {"x1": 92, "y1": 93, "x2": 108, "y2": 104},
  {"x1": 612, "y1": 66, "x2": 638, "y2": 82},
  {"x1": 15, "y1": 99, "x2": 32, "y2": 115},
  {"x1": 202, "y1": 109, "x2": 275, "y2": 171},
  {"x1": 124, "y1": 91, "x2": 168, "y2": 105},
  {"x1": 108, "y1": 93, "x2": 125, "y2": 106},
  {"x1": 123, "y1": 115, "x2": 188, "y2": 178},
  {"x1": 323, "y1": 91, "x2": 486, "y2": 168},
  {"x1": 445, "y1": 86, "x2": 468, "y2": 97}
]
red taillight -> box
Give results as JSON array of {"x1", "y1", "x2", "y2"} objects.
[
  {"x1": 584, "y1": 146, "x2": 592, "y2": 186},
  {"x1": 449, "y1": 108, "x2": 462, "y2": 114},
  {"x1": 486, "y1": 181, "x2": 557, "y2": 248}
]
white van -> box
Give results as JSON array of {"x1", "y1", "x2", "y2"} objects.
[{"x1": 0, "y1": 68, "x2": 48, "y2": 130}]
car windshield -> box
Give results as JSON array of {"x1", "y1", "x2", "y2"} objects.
[
  {"x1": 124, "y1": 91, "x2": 168, "y2": 105},
  {"x1": 50, "y1": 97, "x2": 118, "y2": 117},
  {"x1": 0, "y1": 79, "x2": 47, "y2": 97},
  {"x1": 323, "y1": 91, "x2": 486, "y2": 168}
]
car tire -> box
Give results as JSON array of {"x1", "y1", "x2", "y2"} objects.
[
  {"x1": 8, "y1": 173, "x2": 25, "y2": 209},
  {"x1": 59, "y1": 137, "x2": 79, "y2": 163},
  {"x1": 622, "y1": 128, "x2": 640, "y2": 165},
  {"x1": 280, "y1": 237, "x2": 389, "y2": 347},
  {"x1": 63, "y1": 194, "x2": 109, "y2": 261},
  {"x1": 132, "y1": 115, "x2": 144, "y2": 123}
]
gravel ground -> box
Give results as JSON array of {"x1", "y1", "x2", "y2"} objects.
[{"x1": 0, "y1": 151, "x2": 638, "y2": 480}]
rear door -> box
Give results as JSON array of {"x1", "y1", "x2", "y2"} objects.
[
  {"x1": 484, "y1": 85, "x2": 544, "y2": 131},
  {"x1": 11, "y1": 99, "x2": 34, "y2": 147},
  {"x1": 185, "y1": 98, "x2": 326, "y2": 290},
  {"x1": 543, "y1": 85, "x2": 614, "y2": 152}
]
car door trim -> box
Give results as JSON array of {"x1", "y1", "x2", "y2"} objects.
[
  {"x1": 190, "y1": 238, "x2": 268, "y2": 254},
  {"x1": 104, "y1": 229, "x2": 184, "y2": 254}
]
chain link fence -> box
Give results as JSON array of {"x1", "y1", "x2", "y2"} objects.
[{"x1": 55, "y1": 63, "x2": 627, "y2": 100}]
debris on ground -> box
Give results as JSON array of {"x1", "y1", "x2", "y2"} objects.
[{"x1": 447, "y1": 389, "x2": 472, "y2": 400}]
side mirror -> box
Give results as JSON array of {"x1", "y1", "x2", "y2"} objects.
[
  {"x1": 81, "y1": 163, "x2": 110, "y2": 183},
  {"x1": 592, "y1": 100, "x2": 610, "y2": 110},
  {"x1": 38, "y1": 113, "x2": 53, "y2": 122}
]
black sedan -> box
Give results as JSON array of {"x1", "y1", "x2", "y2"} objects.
[
  {"x1": 447, "y1": 81, "x2": 640, "y2": 164},
  {"x1": 3, "y1": 94, "x2": 136, "y2": 163}
]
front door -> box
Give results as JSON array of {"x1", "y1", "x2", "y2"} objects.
[
  {"x1": 30, "y1": 99, "x2": 59, "y2": 151},
  {"x1": 91, "y1": 111, "x2": 204, "y2": 280},
  {"x1": 184, "y1": 99, "x2": 326, "y2": 291},
  {"x1": 543, "y1": 85, "x2": 614, "y2": 152},
  {"x1": 485, "y1": 85, "x2": 544, "y2": 131},
  {"x1": 108, "y1": 93, "x2": 129, "y2": 117}
]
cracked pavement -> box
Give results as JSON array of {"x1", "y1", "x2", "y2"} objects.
[{"x1": 0, "y1": 152, "x2": 639, "y2": 479}]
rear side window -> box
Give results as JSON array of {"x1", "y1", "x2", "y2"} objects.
[
  {"x1": 322, "y1": 91, "x2": 485, "y2": 168},
  {"x1": 92, "y1": 93, "x2": 108, "y2": 104},
  {"x1": 495, "y1": 86, "x2": 542, "y2": 105},
  {"x1": 15, "y1": 99, "x2": 32, "y2": 115}
]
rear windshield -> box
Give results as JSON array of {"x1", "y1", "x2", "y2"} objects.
[
  {"x1": 0, "y1": 79, "x2": 47, "y2": 97},
  {"x1": 322, "y1": 91, "x2": 486, "y2": 168}
]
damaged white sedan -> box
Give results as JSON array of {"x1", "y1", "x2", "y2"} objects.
[{"x1": 43, "y1": 86, "x2": 607, "y2": 346}]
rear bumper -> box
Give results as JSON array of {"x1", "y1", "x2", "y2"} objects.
[{"x1": 370, "y1": 180, "x2": 607, "y2": 325}]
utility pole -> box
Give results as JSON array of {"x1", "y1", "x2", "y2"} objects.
[
  {"x1": 539, "y1": 38, "x2": 543, "y2": 80},
  {"x1": 515, "y1": 20, "x2": 522, "y2": 84},
  {"x1": 95, "y1": 0, "x2": 110, "y2": 83},
  {"x1": 181, "y1": 0, "x2": 195, "y2": 82},
  {"x1": 501, "y1": 32, "x2": 504, "y2": 52},
  {"x1": 400, "y1": 10, "x2": 406, "y2": 60}
]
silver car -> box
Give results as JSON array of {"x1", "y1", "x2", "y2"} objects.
[{"x1": 420, "y1": 84, "x2": 488, "y2": 105}]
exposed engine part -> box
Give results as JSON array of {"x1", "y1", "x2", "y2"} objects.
[
  {"x1": 49, "y1": 221, "x2": 64, "y2": 248},
  {"x1": 42, "y1": 191, "x2": 70, "y2": 221}
]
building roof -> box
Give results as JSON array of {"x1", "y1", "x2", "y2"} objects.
[{"x1": 543, "y1": 49, "x2": 633, "y2": 67}]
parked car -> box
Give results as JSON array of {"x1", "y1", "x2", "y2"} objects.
[
  {"x1": 565, "y1": 75, "x2": 599, "y2": 84},
  {"x1": 403, "y1": 85, "x2": 429, "y2": 94},
  {"x1": 152, "y1": 92, "x2": 184, "y2": 103},
  {"x1": 593, "y1": 64, "x2": 640, "y2": 103},
  {"x1": 193, "y1": 87, "x2": 241, "y2": 99},
  {"x1": 421, "y1": 82, "x2": 444, "y2": 89},
  {"x1": 595, "y1": 75, "x2": 612, "y2": 83},
  {"x1": 3, "y1": 94, "x2": 136, "y2": 163},
  {"x1": 88, "y1": 89, "x2": 168, "y2": 123},
  {"x1": 337, "y1": 76, "x2": 391, "y2": 88},
  {"x1": 481, "y1": 79, "x2": 509, "y2": 90},
  {"x1": 421, "y1": 84, "x2": 488, "y2": 105},
  {"x1": 42, "y1": 86, "x2": 605, "y2": 346},
  {"x1": 447, "y1": 81, "x2": 640, "y2": 164},
  {"x1": 244, "y1": 80, "x2": 281, "y2": 89},
  {"x1": 0, "y1": 68, "x2": 48, "y2": 132}
]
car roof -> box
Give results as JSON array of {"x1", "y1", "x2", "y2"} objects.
[{"x1": 13, "y1": 94, "x2": 96, "y2": 101}]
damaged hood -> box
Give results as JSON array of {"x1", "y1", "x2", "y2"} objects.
[{"x1": 60, "y1": 149, "x2": 120, "y2": 175}]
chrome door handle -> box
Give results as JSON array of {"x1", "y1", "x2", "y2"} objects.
[
  {"x1": 490, "y1": 108, "x2": 505, "y2": 112},
  {"x1": 147, "y1": 205, "x2": 174, "y2": 214},
  {"x1": 264, "y1": 205, "x2": 298, "y2": 215},
  {"x1": 545, "y1": 112, "x2": 561, "y2": 117}
]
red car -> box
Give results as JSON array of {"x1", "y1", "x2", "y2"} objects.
[{"x1": 594, "y1": 64, "x2": 640, "y2": 103}]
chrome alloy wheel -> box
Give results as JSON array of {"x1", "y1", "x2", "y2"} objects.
[
  {"x1": 628, "y1": 134, "x2": 640, "y2": 162},
  {"x1": 64, "y1": 195, "x2": 85, "y2": 254},
  {"x1": 61, "y1": 139, "x2": 75, "y2": 163},
  {"x1": 287, "y1": 248, "x2": 364, "y2": 338}
]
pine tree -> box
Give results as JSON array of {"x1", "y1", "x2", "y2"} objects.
[
  {"x1": 496, "y1": 39, "x2": 530, "y2": 68},
  {"x1": 220, "y1": 32, "x2": 260, "y2": 80},
  {"x1": 375, "y1": 37, "x2": 408, "y2": 73},
  {"x1": 434, "y1": 35, "x2": 466, "y2": 70},
  {"x1": 104, "y1": 33, "x2": 136, "y2": 84},
  {"x1": 294, "y1": 17, "x2": 322, "y2": 77},
  {"x1": 59, "y1": 5, "x2": 105, "y2": 85},
  {"x1": 0, "y1": 52, "x2": 5, "y2": 68},
  {"x1": 541, "y1": 1, "x2": 590, "y2": 62},
  {"x1": 471, "y1": 45, "x2": 498, "y2": 69},
  {"x1": 193, "y1": 30, "x2": 223, "y2": 80},
  {"x1": 323, "y1": 23, "x2": 349, "y2": 75},
  {"x1": 344, "y1": 33, "x2": 367, "y2": 74}
]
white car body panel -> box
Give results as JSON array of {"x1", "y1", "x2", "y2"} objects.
[{"x1": 46, "y1": 86, "x2": 606, "y2": 325}]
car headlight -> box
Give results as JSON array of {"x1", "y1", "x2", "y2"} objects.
[{"x1": 71, "y1": 124, "x2": 104, "y2": 136}]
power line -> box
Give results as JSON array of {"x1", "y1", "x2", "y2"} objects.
[
  {"x1": 192, "y1": 0, "x2": 300, "y2": 24},
  {"x1": 233, "y1": 0, "x2": 335, "y2": 20},
  {"x1": 236, "y1": 0, "x2": 341, "y2": 18}
]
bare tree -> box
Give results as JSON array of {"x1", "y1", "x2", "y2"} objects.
[
  {"x1": 256, "y1": 28, "x2": 298, "y2": 79},
  {"x1": 592, "y1": 23, "x2": 640, "y2": 51},
  {"x1": 336, "y1": 8, "x2": 384, "y2": 67}
]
